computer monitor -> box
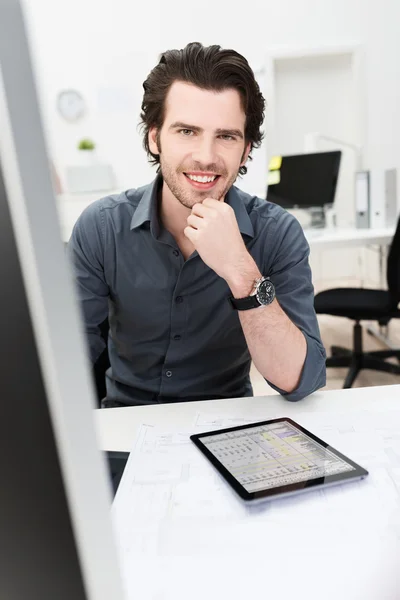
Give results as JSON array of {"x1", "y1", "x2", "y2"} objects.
[
  {"x1": 266, "y1": 150, "x2": 342, "y2": 209},
  {"x1": 0, "y1": 1, "x2": 125, "y2": 598}
]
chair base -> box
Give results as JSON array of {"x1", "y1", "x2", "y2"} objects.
[{"x1": 327, "y1": 331, "x2": 400, "y2": 389}]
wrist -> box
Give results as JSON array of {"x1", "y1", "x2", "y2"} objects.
[{"x1": 225, "y1": 256, "x2": 262, "y2": 298}]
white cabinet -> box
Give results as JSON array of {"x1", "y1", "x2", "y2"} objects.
[{"x1": 309, "y1": 242, "x2": 383, "y2": 292}]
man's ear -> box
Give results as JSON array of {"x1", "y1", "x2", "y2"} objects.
[
  {"x1": 240, "y1": 142, "x2": 252, "y2": 167},
  {"x1": 148, "y1": 127, "x2": 160, "y2": 155}
]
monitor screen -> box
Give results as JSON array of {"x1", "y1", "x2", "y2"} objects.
[
  {"x1": 266, "y1": 150, "x2": 342, "y2": 209},
  {"x1": 0, "y1": 0, "x2": 125, "y2": 597}
]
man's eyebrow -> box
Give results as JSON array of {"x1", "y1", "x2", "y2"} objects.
[
  {"x1": 169, "y1": 122, "x2": 201, "y2": 132},
  {"x1": 215, "y1": 128, "x2": 244, "y2": 139},
  {"x1": 169, "y1": 122, "x2": 244, "y2": 139}
]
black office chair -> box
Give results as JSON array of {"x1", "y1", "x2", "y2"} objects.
[{"x1": 314, "y1": 216, "x2": 400, "y2": 388}]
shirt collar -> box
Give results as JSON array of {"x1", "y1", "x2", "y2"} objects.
[
  {"x1": 130, "y1": 175, "x2": 254, "y2": 239},
  {"x1": 130, "y1": 176, "x2": 161, "y2": 233},
  {"x1": 225, "y1": 185, "x2": 254, "y2": 238}
]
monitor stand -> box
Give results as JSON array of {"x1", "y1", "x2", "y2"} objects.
[{"x1": 309, "y1": 206, "x2": 326, "y2": 229}]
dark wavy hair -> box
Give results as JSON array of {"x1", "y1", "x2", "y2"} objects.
[{"x1": 140, "y1": 42, "x2": 265, "y2": 176}]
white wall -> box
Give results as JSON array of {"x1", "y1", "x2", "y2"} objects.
[{"x1": 24, "y1": 0, "x2": 400, "y2": 196}]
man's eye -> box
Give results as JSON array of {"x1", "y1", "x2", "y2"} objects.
[
  {"x1": 180, "y1": 129, "x2": 194, "y2": 136},
  {"x1": 220, "y1": 135, "x2": 235, "y2": 141}
]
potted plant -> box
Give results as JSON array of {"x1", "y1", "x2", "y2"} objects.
[
  {"x1": 77, "y1": 138, "x2": 96, "y2": 165},
  {"x1": 66, "y1": 138, "x2": 116, "y2": 193}
]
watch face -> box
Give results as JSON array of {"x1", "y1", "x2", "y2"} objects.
[{"x1": 257, "y1": 279, "x2": 275, "y2": 305}]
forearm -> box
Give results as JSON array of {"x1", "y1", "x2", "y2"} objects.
[
  {"x1": 227, "y1": 259, "x2": 307, "y2": 393},
  {"x1": 238, "y1": 299, "x2": 306, "y2": 392}
]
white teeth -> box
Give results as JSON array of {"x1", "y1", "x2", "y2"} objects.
[{"x1": 187, "y1": 174, "x2": 217, "y2": 183}]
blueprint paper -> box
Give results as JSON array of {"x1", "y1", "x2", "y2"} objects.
[{"x1": 112, "y1": 410, "x2": 400, "y2": 600}]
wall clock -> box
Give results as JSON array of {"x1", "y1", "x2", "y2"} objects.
[{"x1": 57, "y1": 89, "x2": 86, "y2": 122}]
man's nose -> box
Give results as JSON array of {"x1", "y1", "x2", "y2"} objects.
[{"x1": 191, "y1": 137, "x2": 218, "y2": 167}]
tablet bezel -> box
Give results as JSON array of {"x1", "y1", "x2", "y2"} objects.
[{"x1": 190, "y1": 417, "x2": 369, "y2": 502}]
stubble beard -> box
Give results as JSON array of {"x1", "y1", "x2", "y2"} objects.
[{"x1": 160, "y1": 156, "x2": 238, "y2": 209}]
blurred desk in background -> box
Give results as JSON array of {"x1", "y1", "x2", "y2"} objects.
[
  {"x1": 57, "y1": 192, "x2": 395, "y2": 251},
  {"x1": 304, "y1": 226, "x2": 394, "y2": 252}
]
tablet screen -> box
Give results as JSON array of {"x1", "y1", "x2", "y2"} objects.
[{"x1": 191, "y1": 418, "x2": 368, "y2": 501}]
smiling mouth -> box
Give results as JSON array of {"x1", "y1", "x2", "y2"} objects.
[
  {"x1": 183, "y1": 173, "x2": 221, "y2": 188},
  {"x1": 185, "y1": 173, "x2": 219, "y2": 183}
]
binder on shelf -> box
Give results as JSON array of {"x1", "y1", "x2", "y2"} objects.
[
  {"x1": 385, "y1": 169, "x2": 397, "y2": 228},
  {"x1": 369, "y1": 168, "x2": 397, "y2": 229},
  {"x1": 369, "y1": 169, "x2": 385, "y2": 228},
  {"x1": 355, "y1": 171, "x2": 369, "y2": 229},
  {"x1": 355, "y1": 169, "x2": 397, "y2": 229}
]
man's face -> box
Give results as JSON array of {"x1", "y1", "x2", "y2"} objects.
[{"x1": 148, "y1": 81, "x2": 251, "y2": 209}]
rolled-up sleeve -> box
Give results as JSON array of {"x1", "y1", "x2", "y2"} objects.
[
  {"x1": 66, "y1": 202, "x2": 109, "y2": 365},
  {"x1": 264, "y1": 212, "x2": 326, "y2": 401}
]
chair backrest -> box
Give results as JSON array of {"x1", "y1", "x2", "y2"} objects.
[{"x1": 387, "y1": 214, "x2": 400, "y2": 303}]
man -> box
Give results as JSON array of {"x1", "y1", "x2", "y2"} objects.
[{"x1": 68, "y1": 42, "x2": 326, "y2": 407}]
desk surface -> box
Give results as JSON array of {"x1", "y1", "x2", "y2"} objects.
[
  {"x1": 97, "y1": 385, "x2": 400, "y2": 600},
  {"x1": 304, "y1": 225, "x2": 395, "y2": 249},
  {"x1": 96, "y1": 384, "x2": 400, "y2": 450}
]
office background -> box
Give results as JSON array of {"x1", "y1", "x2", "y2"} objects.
[
  {"x1": 25, "y1": 0, "x2": 400, "y2": 190},
  {"x1": 23, "y1": 0, "x2": 400, "y2": 392},
  {"x1": 2, "y1": 3, "x2": 400, "y2": 596}
]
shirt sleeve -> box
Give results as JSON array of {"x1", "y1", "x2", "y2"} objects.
[
  {"x1": 66, "y1": 202, "x2": 109, "y2": 365},
  {"x1": 264, "y1": 212, "x2": 326, "y2": 401}
]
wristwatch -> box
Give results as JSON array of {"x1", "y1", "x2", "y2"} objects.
[{"x1": 230, "y1": 276, "x2": 275, "y2": 311}]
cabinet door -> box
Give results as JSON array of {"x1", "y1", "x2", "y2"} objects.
[{"x1": 309, "y1": 246, "x2": 381, "y2": 292}]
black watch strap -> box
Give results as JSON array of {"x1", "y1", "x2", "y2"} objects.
[{"x1": 229, "y1": 295, "x2": 260, "y2": 311}]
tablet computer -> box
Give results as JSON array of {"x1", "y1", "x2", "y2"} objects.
[{"x1": 190, "y1": 417, "x2": 368, "y2": 503}]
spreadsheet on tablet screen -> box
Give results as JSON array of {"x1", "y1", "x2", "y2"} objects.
[{"x1": 200, "y1": 420, "x2": 356, "y2": 493}]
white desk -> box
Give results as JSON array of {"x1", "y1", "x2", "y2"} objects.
[
  {"x1": 96, "y1": 385, "x2": 400, "y2": 600},
  {"x1": 304, "y1": 226, "x2": 394, "y2": 250}
]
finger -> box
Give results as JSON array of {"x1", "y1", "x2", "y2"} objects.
[
  {"x1": 201, "y1": 198, "x2": 227, "y2": 217},
  {"x1": 192, "y1": 203, "x2": 217, "y2": 219},
  {"x1": 183, "y1": 225, "x2": 197, "y2": 241},
  {"x1": 187, "y1": 214, "x2": 204, "y2": 230},
  {"x1": 191, "y1": 203, "x2": 208, "y2": 217},
  {"x1": 202, "y1": 198, "x2": 221, "y2": 209}
]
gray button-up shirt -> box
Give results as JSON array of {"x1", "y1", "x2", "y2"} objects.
[{"x1": 67, "y1": 176, "x2": 326, "y2": 405}]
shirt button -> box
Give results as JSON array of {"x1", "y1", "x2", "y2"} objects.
[
  {"x1": 166, "y1": 370, "x2": 172, "y2": 378},
  {"x1": 175, "y1": 296, "x2": 183, "y2": 304},
  {"x1": 173, "y1": 334, "x2": 181, "y2": 341},
  {"x1": 172, "y1": 249, "x2": 179, "y2": 257}
]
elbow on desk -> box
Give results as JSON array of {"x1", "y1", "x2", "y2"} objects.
[
  {"x1": 267, "y1": 342, "x2": 327, "y2": 402},
  {"x1": 284, "y1": 357, "x2": 327, "y2": 402},
  {"x1": 283, "y1": 375, "x2": 326, "y2": 402}
]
